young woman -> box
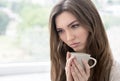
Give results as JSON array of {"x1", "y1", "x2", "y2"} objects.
[{"x1": 49, "y1": 0, "x2": 120, "y2": 81}]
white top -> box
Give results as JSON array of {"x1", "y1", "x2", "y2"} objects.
[{"x1": 110, "y1": 61, "x2": 120, "y2": 81}]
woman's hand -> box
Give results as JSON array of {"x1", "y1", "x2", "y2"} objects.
[
  {"x1": 71, "y1": 57, "x2": 90, "y2": 81},
  {"x1": 65, "y1": 52, "x2": 74, "y2": 81},
  {"x1": 65, "y1": 52, "x2": 90, "y2": 81}
]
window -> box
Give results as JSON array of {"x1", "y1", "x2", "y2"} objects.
[
  {"x1": 0, "y1": 0, "x2": 56, "y2": 63},
  {"x1": 93, "y1": 0, "x2": 120, "y2": 62},
  {"x1": 0, "y1": 0, "x2": 56, "y2": 76},
  {"x1": 0, "y1": 0, "x2": 119, "y2": 81}
]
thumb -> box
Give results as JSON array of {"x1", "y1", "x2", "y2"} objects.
[{"x1": 66, "y1": 51, "x2": 71, "y2": 60}]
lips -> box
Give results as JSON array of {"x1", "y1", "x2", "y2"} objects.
[{"x1": 70, "y1": 42, "x2": 80, "y2": 48}]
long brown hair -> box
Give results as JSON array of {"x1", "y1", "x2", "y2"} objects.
[{"x1": 49, "y1": 0, "x2": 113, "y2": 81}]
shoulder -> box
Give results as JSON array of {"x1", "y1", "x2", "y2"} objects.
[{"x1": 110, "y1": 61, "x2": 120, "y2": 81}]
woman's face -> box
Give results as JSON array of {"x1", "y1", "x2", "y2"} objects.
[{"x1": 55, "y1": 11, "x2": 89, "y2": 52}]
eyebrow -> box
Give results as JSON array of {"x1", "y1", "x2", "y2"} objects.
[
  {"x1": 67, "y1": 20, "x2": 78, "y2": 27},
  {"x1": 56, "y1": 20, "x2": 78, "y2": 29}
]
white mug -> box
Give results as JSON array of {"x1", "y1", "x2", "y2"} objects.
[{"x1": 70, "y1": 52, "x2": 97, "y2": 68}]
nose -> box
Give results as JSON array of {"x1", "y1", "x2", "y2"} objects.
[{"x1": 66, "y1": 30, "x2": 75, "y2": 41}]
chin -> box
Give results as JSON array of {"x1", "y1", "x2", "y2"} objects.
[
  {"x1": 73, "y1": 48, "x2": 85, "y2": 52},
  {"x1": 73, "y1": 48, "x2": 81, "y2": 52}
]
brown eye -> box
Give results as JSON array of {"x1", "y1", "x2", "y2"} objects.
[
  {"x1": 71, "y1": 24, "x2": 80, "y2": 28},
  {"x1": 57, "y1": 29, "x2": 63, "y2": 34}
]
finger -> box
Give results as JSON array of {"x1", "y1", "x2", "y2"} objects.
[
  {"x1": 65, "y1": 56, "x2": 75, "y2": 81},
  {"x1": 73, "y1": 58, "x2": 90, "y2": 81},
  {"x1": 66, "y1": 52, "x2": 71, "y2": 60},
  {"x1": 71, "y1": 64, "x2": 79, "y2": 81},
  {"x1": 65, "y1": 63, "x2": 72, "y2": 81},
  {"x1": 82, "y1": 59, "x2": 90, "y2": 78},
  {"x1": 65, "y1": 55, "x2": 75, "y2": 72},
  {"x1": 73, "y1": 58, "x2": 86, "y2": 77},
  {"x1": 66, "y1": 56, "x2": 74, "y2": 67},
  {"x1": 65, "y1": 64, "x2": 71, "y2": 79},
  {"x1": 66, "y1": 52, "x2": 74, "y2": 69}
]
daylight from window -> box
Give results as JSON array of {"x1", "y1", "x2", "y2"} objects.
[
  {"x1": 0, "y1": 0, "x2": 55, "y2": 63},
  {"x1": 0, "y1": 0, "x2": 120, "y2": 81}
]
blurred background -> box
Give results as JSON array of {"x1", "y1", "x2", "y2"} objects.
[{"x1": 0, "y1": 0, "x2": 120, "y2": 81}]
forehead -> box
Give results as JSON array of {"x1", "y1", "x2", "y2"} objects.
[{"x1": 55, "y1": 11, "x2": 78, "y2": 28}]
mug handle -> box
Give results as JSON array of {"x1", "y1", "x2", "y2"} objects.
[{"x1": 89, "y1": 57, "x2": 97, "y2": 68}]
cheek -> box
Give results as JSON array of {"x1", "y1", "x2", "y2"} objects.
[
  {"x1": 59, "y1": 34, "x2": 67, "y2": 43},
  {"x1": 82, "y1": 32, "x2": 89, "y2": 43},
  {"x1": 76, "y1": 30, "x2": 89, "y2": 42}
]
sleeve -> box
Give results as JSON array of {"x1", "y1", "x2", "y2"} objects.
[{"x1": 109, "y1": 62, "x2": 120, "y2": 81}]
